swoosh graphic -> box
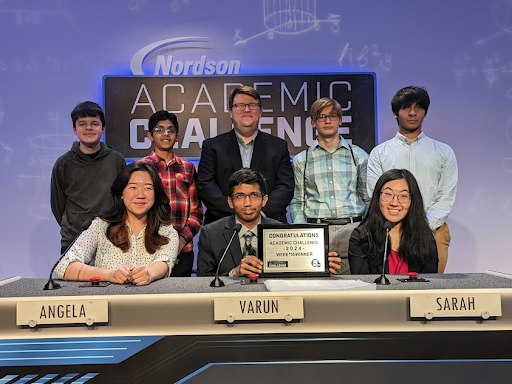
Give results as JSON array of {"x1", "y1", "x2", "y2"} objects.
[{"x1": 130, "y1": 36, "x2": 210, "y2": 75}]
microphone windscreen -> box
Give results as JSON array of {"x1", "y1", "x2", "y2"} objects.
[
  {"x1": 234, "y1": 223, "x2": 242, "y2": 233},
  {"x1": 384, "y1": 221, "x2": 392, "y2": 231}
]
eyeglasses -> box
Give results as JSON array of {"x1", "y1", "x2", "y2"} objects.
[
  {"x1": 380, "y1": 191, "x2": 411, "y2": 204},
  {"x1": 231, "y1": 103, "x2": 260, "y2": 111},
  {"x1": 153, "y1": 127, "x2": 177, "y2": 135},
  {"x1": 315, "y1": 114, "x2": 339, "y2": 122},
  {"x1": 231, "y1": 192, "x2": 264, "y2": 201}
]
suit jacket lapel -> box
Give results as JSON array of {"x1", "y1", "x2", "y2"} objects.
[
  {"x1": 227, "y1": 130, "x2": 242, "y2": 170},
  {"x1": 223, "y1": 216, "x2": 243, "y2": 269},
  {"x1": 250, "y1": 131, "x2": 266, "y2": 170}
]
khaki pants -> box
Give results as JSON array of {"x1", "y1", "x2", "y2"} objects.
[
  {"x1": 433, "y1": 222, "x2": 451, "y2": 273},
  {"x1": 328, "y1": 222, "x2": 360, "y2": 275}
]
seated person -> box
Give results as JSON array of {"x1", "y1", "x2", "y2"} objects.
[
  {"x1": 349, "y1": 169, "x2": 438, "y2": 274},
  {"x1": 197, "y1": 168, "x2": 341, "y2": 277},
  {"x1": 55, "y1": 163, "x2": 179, "y2": 285}
]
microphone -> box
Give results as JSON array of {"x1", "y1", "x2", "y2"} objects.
[
  {"x1": 374, "y1": 220, "x2": 392, "y2": 285},
  {"x1": 44, "y1": 219, "x2": 93, "y2": 290},
  {"x1": 210, "y1": 223, "x2": 242, "y2": 287}
]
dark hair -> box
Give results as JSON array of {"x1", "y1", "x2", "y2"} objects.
[
  {"x1": 102, "y1": 162, "x2": 172, "y2": 254},
  {"x1": 228, "y1": 168, "x2": 267, "y2": 196},
  {"x1": 359, "y1": 169, "x2": 436, "y2": 267},
  {"x1": 148, "y1": 110, "x2": 179, "y2": 134},
  {"x1": 71, "y1": 101, "x2": 106, "y2": 127},
  {"x1": 228, "y1": 86, "x2": 262, "y2": 109},
  {"x1": 310, "y1": 97, "x2": 343, "y2": 120},
  {"x1": 391, "y1": 86, "x2": 430, "y2": 121}
]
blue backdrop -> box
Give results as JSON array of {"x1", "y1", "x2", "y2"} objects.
[{"x1": 1, "y1": 0, "x2": 511, "y2": 278}]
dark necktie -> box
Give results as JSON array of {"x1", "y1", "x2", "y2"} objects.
[{"x1": 243, "y1": 231, "x2": 256, "y2": 257}]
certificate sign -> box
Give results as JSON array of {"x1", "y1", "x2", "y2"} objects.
[{"x1": 258, "y1": 224, "x2": 329, "y2": 277}]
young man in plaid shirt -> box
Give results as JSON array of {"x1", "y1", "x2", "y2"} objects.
[
  {"x1": 138, "y1": 111, "x2": 203, "y2": 276},
  {"x1": 290, "y1": 97, "x2": 370, "y2": 275}
]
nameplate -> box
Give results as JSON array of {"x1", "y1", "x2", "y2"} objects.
[
  {"x1": 17, "y1": 299, "x2": 109, "y2": 327},
  {"x1": 214, "y1": 296, "x2": 304, "y2": 323},
  {"x1": 410, "y1": 293, "x2": 501, "y2": 320}
]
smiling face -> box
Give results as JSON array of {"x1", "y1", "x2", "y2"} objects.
[
  {"x1": 147, "y1": 119, "x2": 179, "y2": 155},
  {"x1": 122, "y1": 171, "x2": 155, "y2": 222},
  {"x1": 228, "y1": 183, "x2": 268, "y2": 229},
  {"x1": 229, "y1": 93, "x2": 263, "y2": 138},
  {"x1": 395, "y1": 102, "x2": 426, "y2": 135},
  {"x1": 379, "y1": 178, "x2": 411, "y2": 226},
  {"x1": 73, "y1": 116, "x2": 105, "y2": 153}
]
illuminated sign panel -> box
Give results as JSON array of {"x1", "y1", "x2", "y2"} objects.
[{"x1": 104, "y1": 73, "x2": 376, "y2": 158}]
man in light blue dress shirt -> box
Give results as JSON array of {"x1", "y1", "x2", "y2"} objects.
[{"x1": 367, "y1": 86, "x2": 458, "y2": 273}]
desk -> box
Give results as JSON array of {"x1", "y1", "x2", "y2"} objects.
[{"x1": 1, "y1": 273, "x2": 512, "y2": 383}]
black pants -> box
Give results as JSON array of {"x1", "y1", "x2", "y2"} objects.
[{"x1": 170, "y1": 250, "x2": 195, "y2": 277}]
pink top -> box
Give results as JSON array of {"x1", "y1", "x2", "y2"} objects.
[{"x1": 388, "y1": 249, "x2": 408, "y2": 274}]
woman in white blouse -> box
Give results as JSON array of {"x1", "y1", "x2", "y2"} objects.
[{"x1": 55, "y1": 163, "x2": 179, "y2": 285}]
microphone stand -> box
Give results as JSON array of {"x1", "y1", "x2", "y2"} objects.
[
  {"x1": 211, "y1": 224, "x2": 242, "y2": 287},
  {"x1": 374, "y1": 221, "x2": 392, "y2": 285},
  {"x1": 44, "y1": 219, "x2": 93, "y2": 290}
]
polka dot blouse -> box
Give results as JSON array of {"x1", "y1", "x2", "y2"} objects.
[{"x1": 55, "y1": 217, "x2": 179, "y2": 280}]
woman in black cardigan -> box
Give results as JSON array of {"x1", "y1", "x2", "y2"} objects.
[{"x1": 349, "y1": 169, "x2": 438, "y2": 274}]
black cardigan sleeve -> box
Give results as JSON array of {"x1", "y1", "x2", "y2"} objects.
[{"x1": 348, "y1": 227, "x2": 372, "y2": 274}]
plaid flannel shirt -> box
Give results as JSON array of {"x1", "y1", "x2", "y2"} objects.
[{"x1": 138, "y1": 151, "x2": 203, "y2": 253}]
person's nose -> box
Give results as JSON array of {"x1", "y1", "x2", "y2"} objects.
[
  {"x1": 387, "y1": 194, "x2": 400, "y2": 205},
  {"x1": 243, "y1": 195, "x2": 252, "y2": 205}
]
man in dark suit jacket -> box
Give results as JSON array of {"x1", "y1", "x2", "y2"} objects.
[
  {"x1": 197, "y1": 168, "x2": 342, "y2": 277},
  {"x1": 198, "y1": 85, "x2": 294, "y2": 225}
]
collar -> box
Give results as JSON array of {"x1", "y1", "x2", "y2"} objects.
[
  {"x1": 314, "y1": 135, "x2": 349, "y2": 152},
  {"x1": 394, "y1": 131, "x2": 425, "y2": 144},
  {"x1": 148, "y1": 150, "x2": 181, "y2": 166},
  {"x1": 236, "y1": 215, "x2": 262, "y2": 237},
  {"x1": 234, "y1": 130, "x2": 258, "y2": 146},
  {"x1": 126, "y1": 221, "x2": 147, "y2": 240}
]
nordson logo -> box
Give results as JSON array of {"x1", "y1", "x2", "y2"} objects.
[{"x1": 130, "y1": 36, "x2": 241, "y2": 76}]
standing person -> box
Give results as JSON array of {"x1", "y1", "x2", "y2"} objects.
[
  {"x1": 54, "y1": 163, "x2": 179, "y2": 285},
  {"x1": 367, "y1": 86, "x2": 457, "y2": 273},
  {"x1": 138, "y1": 111, "x2": 203, "y2": 277},
  {"x1": 349, "y1": 169, "x2": 438, "y2": 275},
  {"x1": 197, "y1": 85, "x2": 294, "y2": 225},
  {"x1": 290, "y1": 97, "x2": 370, "y2": 275},
  {"x1": 197, "y1": 168, "x2": 341, "y2": 277},
  {"x1": 51, "y1": 101, "x2": 126, "y2": 254}
]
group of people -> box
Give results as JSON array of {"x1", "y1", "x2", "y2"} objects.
[{"x1": 51, "y1": 84, "x2": 457, "y2": 285}]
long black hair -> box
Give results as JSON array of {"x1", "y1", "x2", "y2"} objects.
[
  {"x1": 360, "y1": 169, "x2": 436, "y2": 267},
  {"x1": 102, "y1": 162, "x2": 172, "y2": 253}
]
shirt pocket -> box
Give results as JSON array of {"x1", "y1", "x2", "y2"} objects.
[{"x1": 175, "y1": 172, "x2": 191, "y2": 196}]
